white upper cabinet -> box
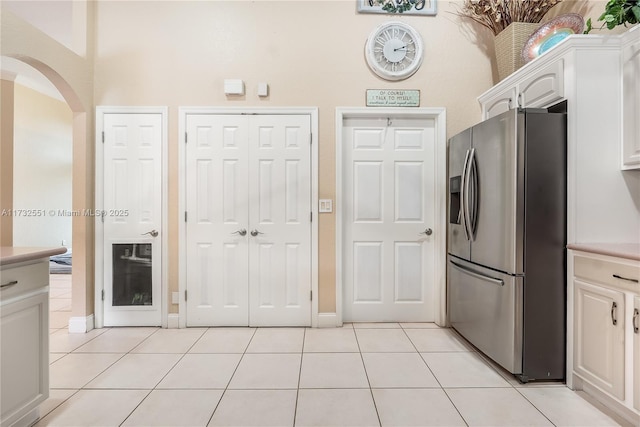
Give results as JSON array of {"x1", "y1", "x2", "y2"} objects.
[
  {"x1": 481, "y1": 60, "x2": 564, "y2": 119},
  {"x1": 622, "y1": 26, "x2": 640, "y2": 170},
  {"x1": 479, "y1": 28, "x2": 640, "y2": 245}
]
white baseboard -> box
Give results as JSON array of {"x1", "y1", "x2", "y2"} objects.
[
  {"x1": 167, "y1": 313, "x2": 180, "y2": 329},
  {"x1": 68, "y1": 314, "x2": 95, "y2": 333},
  {"x1": 317, "y1": 313, "x2": 338, "y2": 328}
]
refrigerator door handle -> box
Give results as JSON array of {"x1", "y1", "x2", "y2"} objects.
[
  {"x1": 469, "y1": 148, "x2": 479, "y2": 236},
  {"x1": 450, "y1": 260, "x2": 504, "y2": 287},
  {"x1": 461, "y1": 148, "x2": 471, "y2": 241},
  {"x1": 463, "y1": 148, "x2": 476, "y2": 241}
]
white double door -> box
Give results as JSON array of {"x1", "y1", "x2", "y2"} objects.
[
  {"x1": 101, "y1": 112, "x2": 164, "y2": 327},
  {"x1": 342, "y1": 116, "x2": 436, "y2": 322},
  {"x1": 185, "y1": 114, "x2": 312, "y2": 327}
]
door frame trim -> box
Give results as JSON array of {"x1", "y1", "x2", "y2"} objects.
[
  {"x1": 178, "y1": 107, "x2": 319, "y2": 328},
  {"x1": 335, "y1": 107, "x2": 447, "y2": 327},
  {"x1": 94, "y1": 106, "x2": 169, "y2": 329}
]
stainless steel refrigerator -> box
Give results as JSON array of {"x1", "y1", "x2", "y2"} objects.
[{"x1": 447, "y1": 108, "x2": 566, "y2": 383}]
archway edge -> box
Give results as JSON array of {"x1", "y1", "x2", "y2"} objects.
[{"x1": 4, "y1": 54, "x2": 85, "y2": 113}]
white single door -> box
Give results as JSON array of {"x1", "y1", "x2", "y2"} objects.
[
  {"x1": 248, "y1": 115, "x2": 311, "y2": 326},
  {"x1": 342, "y1": 116, "x2": 435, "y2": 322},
  {"x1": 102, "y1": 113, "x2": 163, "y2": 326},
  {"x1": 185, "y1": 114, "x2": 311, "y2": 326}
]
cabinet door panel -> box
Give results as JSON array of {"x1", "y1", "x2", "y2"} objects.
[
  {"x1": 519, "y1": 60, "x2": 564, "y2": 108},
  {"x1": 483, "y1": 87, "x2": 516, "y2": 119},
  {"x1": 573, "y1": 280, "x2": 625, "y2": 400},
  {"x1": 622, "y1": 38, "x2": 640, "y2": 169},
  {"x1": 0, "y1": 292, "x2": 48, "y2": 426}
]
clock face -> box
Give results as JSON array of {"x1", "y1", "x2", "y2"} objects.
[{"x1": 365, "y1": 21, "x2": 424, "y2": 81}]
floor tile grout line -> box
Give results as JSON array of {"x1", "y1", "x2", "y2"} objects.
[
  {"x1": 117, "y1": 389, "x2": 155, "y2": 427},
  {"x1": 352, "y1": 327, "x2": 383, "y2": 427},
  {"x1": 400, "y1": 325, "x2": 471, "y2": 427},
  {"x1": 292, "y1": 327, "x2": 306, "y2": 427},
  {"x1": 206, "y1": 327, "x2": 259, "y2": 427},
  {"x1": 34, "y1": 388, "x2": 83, "y2": 425},
  {"x1": 512, "y1": 386, "x2": 560, "y2": 427},
  {"x1": 399, "y1": 325, "x2": 446, "y2": 389},
  {"x1": 440, "y1": 388, "x2": 471, "y2": 427}
]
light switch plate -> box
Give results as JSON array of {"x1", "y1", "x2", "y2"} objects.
[{"x1": 319, "y1": 199, "x2": 333, "y2": 213}]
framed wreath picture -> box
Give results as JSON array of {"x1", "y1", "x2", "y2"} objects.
[{"x1": 357, "y1": 0, "x2": 437, "y2": 16}]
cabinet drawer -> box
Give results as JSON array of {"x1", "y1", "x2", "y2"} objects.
[
  {"x1": 0, "y1": 260, "x2": 49, "y2": 301},
  {"x1": 574, "y1": 255, "x2": 640, "y2": 291}
]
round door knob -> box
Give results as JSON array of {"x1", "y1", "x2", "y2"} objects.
[
  {"x1": 422, "y1": 228, "x2": 433, "y2": 236},
  {"x1": 250, "y1": 229, "x2": 264, "y2": 237}
]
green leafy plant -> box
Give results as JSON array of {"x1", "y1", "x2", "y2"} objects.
[{"x1": 584, "y1": 0, "x2": 640, "y2": 33}]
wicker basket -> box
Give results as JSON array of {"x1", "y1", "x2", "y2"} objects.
[{"x1": 494, "y1": 22, "x2": 540, "y2": 81}]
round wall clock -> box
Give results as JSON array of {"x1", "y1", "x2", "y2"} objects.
[{"x1": 365, "y1": 21, "x2": 424, "y2": 81}]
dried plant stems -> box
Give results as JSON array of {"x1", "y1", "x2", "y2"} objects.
[{"x1": 457, "y1": 0, "x2": 564, "y2": 35}]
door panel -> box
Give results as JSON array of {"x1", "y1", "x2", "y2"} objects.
[
  {"x1": 448, "y1": 256, "x2": 523, "y2": 373},
  {"x1": 249, "y1": 115, "x2": 311, "y2": 326},
  {"x1": 103, "y1": 113, "x2": 162, "y2": 326},
  {"x1": 186, "y1": 115, "x2": 249, "y2": 326},
  {"x1": 343, "y1": 117, "x2": 435, "y2": 322},
  {"x1": 470, "y1": 109, "x2": 522, "y2": 274}
]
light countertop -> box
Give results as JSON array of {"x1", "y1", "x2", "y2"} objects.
[
  {"x1": 0, "y1": 247, "x2": 67, "y2": 266},
  {"x1": 567, "y1": 243, "x2": 640, "y2": 262}
]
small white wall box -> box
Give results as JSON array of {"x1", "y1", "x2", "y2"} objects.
[
  {"x1": 319, "y1": 199, "x2": 333, "y2": 213},
  {"x1": 224, "y1": 79, "x2": 245, "y2": 95},
  {"x1": 257, "y1": 82, "x2": 269, "y2": 97}
]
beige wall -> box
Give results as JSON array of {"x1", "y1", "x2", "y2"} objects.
[
  {"x1": 2, "y1": 0, "x2": 616, "y2": 321},
  {"x1": 0, "y1": 78, "x2": 15, "y2": 246},
  {"x1": 13, "y1": 84, "x2": 73, "y2": 248},
  {"x1": 93, "y1": 0, "x2": 613, "y2": 314},
  {"x1": 93, "y1": 0, "x2": 499, "y2": 313}
]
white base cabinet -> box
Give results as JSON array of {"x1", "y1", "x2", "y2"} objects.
[
  {"x1": 569, "y1": 250, "x2": 640, "y2": 425},
  {"x1": 0, "y1": 258, "x2": 50, "y2": 427},
  {"x1": 574, "y1": 279, "x2": 625, "y2": 400}
]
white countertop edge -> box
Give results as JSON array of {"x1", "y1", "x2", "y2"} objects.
[
  {"x1": 567, "y1": 243, "x2": 640, "y2": 262},
  {"x1": 0, "y1": 247, "x2": 68, "y2": 266}
]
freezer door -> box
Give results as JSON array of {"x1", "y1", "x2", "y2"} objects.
[
  {"x1": 448, "y1": 256, "x2": 523, "y2": 374},
  {"x1": 470, "y1": 109, "x2": 524, "y2": 274},
  {"x1": 447, "y1": 128, "x2": 471, "y2": 260}
]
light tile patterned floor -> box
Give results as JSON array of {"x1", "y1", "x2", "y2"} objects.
[{"x1": 43, "y1": 275, "x2": 627, "y2": 427}]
